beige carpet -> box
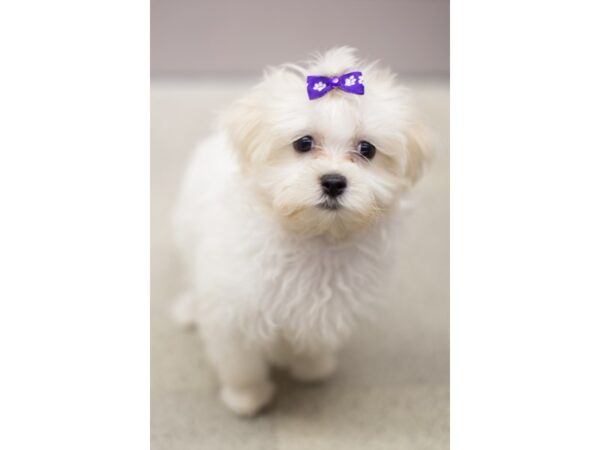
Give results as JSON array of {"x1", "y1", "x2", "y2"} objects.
[{"x1": 151, "y1": 78, "x2": 449, "y2": 450}]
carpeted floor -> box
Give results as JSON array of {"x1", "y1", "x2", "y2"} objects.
[{"x1": 151, "y1": 78, "x2": 449, "y2": 450}]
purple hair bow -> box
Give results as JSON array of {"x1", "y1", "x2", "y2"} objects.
[{"x1": 306, "y1": 71, "x2": 364, "y2": 100}]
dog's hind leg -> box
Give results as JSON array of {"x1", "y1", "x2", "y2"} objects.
[
  {"x1": 171, "y1": 290, "x2": 198, "y2": 329},
  {"x1": 289, "y1": 350, "x2": 337, "y2": 383}
]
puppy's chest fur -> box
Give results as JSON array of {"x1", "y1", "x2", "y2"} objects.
[{"x1": 239, "y1": 221, "x2": 395, "y2": 352}]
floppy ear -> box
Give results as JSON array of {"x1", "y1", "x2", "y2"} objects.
[
  {"x1": 403, "y1": 120, "x2": 433, "y2": 185},
  {"x1": 222, "y1": 92, "x2": 266, "y2": 168},
  {"x1": 223, "y1": 67, "x2": 307, "y2": 168}
]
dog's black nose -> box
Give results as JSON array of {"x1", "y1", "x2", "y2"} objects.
[{"x1": 320, "y1": 173, "x2": 347, "y2": 197}]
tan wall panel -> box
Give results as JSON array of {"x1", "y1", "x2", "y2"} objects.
[{"x1": 151, "y1": 0, "x2": 449, "y2": 77}]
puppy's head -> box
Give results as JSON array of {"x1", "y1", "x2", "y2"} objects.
[{"x1": 224, "y1": 47, "x2": 430, "y2": 239}]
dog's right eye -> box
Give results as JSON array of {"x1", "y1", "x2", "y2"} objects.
[{"x1": 293, "y1": 135, "x2": 314, "y2": 153}]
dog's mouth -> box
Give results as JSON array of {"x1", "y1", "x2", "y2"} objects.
[{"x1": 318, "y1": 197, "x2": 342, "y2": 211}]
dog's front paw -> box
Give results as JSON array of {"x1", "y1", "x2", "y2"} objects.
[
  {"x1": 290, "y1": 353, "x2": 337, "y2": 383},
  {"x1": 220, "y1": 381, "x2": 275, "y2": 416}
]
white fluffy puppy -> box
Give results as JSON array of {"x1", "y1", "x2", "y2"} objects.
[{"x1": 173, "y1": 47, "x2": 430, "y2": 416}]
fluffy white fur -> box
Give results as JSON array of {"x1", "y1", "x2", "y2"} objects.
[{"x1": 172, "y1": 47, "x2": 430, "y2": 416}]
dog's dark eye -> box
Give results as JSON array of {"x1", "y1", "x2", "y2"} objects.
[
  {"x1": 293, "y1": 135, "x2": 314, "y2": 153},
  {"x1": 358, "y1": 141, "x2": 376, "y2": 159}
]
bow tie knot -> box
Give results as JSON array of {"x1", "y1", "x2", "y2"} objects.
[{"x1": 306, "y1": 71, "x2": 364, "y2": 100}]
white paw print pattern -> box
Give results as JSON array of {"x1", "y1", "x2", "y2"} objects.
[
  {"x1": 313, "y1": 81, "x2": 327, "y2": 92},
  {"x1": 358, "y1": 75, "x2": 364, "y2": 85},
  {"x1": 344, "y1": 75, "x2": 357, "y2": 87}
]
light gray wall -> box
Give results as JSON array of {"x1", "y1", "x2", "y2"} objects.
[{"x1": 151, "y1": 0, "x2": 449, "y2": 78}]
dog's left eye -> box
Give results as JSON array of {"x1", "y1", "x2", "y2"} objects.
[
  {"x1": 293, "y1": 135, "x2": 314, "y2": 153},
  {"x1": 357, "y1": 141, "x2": 376, "y2": 159}
]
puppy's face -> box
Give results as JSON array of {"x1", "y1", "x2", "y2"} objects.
[{"x1": 225, "y1": 49, "x2": 429, "y2": 239}]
